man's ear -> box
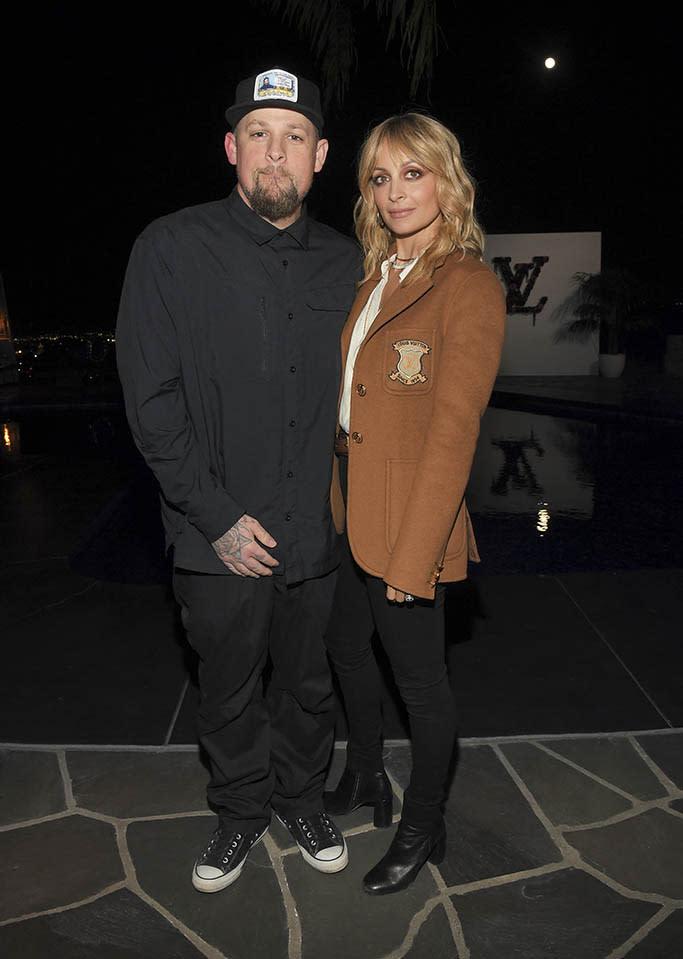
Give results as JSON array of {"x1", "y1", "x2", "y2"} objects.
[
  {"x1": 225, "y1": 132, "x2": 238, "y2": 166},
  {"x1": 314, "y1": 138, "x2": 329, "y2": 174}
]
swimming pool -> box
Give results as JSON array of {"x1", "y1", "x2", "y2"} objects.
[
  {"x1": 3, "y1": 406, "x2": 682, "y2": 577},
  {"x1": 467, "y1": 407, "x2": 683, "y2": 575}
]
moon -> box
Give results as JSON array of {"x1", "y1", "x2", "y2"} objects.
[{"x1": 544, "y1": 57, "x2": 557, "y2": 69}]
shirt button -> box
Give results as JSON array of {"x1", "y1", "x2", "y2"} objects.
[
  {"x1": 351, "y1": 431, "x2": 363, "y2": 444},
  {"x1": 290, "y1": 365, "x2": 296, "y2": 373},
  {"x1": 282, "y1": 259, "x2": 289, "y2": 267},
  {"x1": 285, "y1": 513, "x2": 292, "y2": 521},
  {"x1": 356, "y1": 384, "x2": 366, "y2": 396},
  {"x1": 287, "y1": 471, "x2": 294, "y2": 478},
  {"x1": 289, "y1": 419, "x2": 296, "y2": 427},
  {"x1": 288, "y1": 312, "x2": 294, "y2": 320}
]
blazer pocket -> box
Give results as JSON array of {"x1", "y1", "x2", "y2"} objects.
[
  {"x1": 385, "y1": 459, "x2": 418, "y2": 553},
  {"x1": 382, "y1": 329, "x2": 436, "y2": 396}
]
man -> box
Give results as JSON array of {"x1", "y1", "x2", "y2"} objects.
[{"x1": 116, "y1": 67, "x2": 360, "y2": 892}]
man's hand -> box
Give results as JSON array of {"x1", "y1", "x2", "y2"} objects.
[{"x1": 212, "y1": 514, "x2": 279, "y2": 577}]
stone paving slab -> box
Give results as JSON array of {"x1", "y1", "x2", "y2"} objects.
[
  {"x1": 501, "y1": 741, "x2": 634, "y2": 826},
  {"x1": 66, "y1": 750, "x2": 208, "y2": 819},
  {"x1": 626, "y1": 908, "x2": 683, "y2": 958},
  {"x1": 127, "y1": 815, "x2": 288, "y2": 959},
  {"x1": 403, "y1": 902, "x2": 459, "y2": 958},
  {"x1": 0, "y1": 888, "x2": 203, "y2": 958},
  {"x1": 439, "y1": 745, "x2": 562, "y2": 886},
  {"x1": 453, "y1": 868, "x2": 660, "y2": 959},
  {"x1": 2, "y1": 732, "x2": 683, "y2": 958},
  {"x1": 283, "y1": 827, "x2": 440, "y2": 959},
  {"x1": 567, "y1": 807, "x2": 683, "y2": 900},
  {"x1": 0, "y1": 749, "x2": 65, "y2": 826},
  {"x1": 636, "y1": 733, "x2": 683, "y2": 790},
  {"x1": 0, "y1": 815, "x2": 124, "y2": 920},
  {"x1": 541, "y1": 735, "x2": 670, "y2": 801}
]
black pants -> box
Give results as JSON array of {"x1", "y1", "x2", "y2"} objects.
[
  {"x1": 325, "y1": 455, "x2": 456, "y2": 827},
  {"x1": 173, "y1": 568, "x2": 337, "y2": 832}
]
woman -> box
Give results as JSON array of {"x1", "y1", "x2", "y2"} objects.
[{"x1": 324, "y1": 113, "x2": 506, "y2": 894}]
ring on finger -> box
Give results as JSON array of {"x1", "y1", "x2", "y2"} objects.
[{"x1": 404, "y1": 593, "x2": 415, "y2": 603}]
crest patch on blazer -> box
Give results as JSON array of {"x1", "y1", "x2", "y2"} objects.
[{"x1": 388, "y1": 339, "x2": 431, "y2": 385}]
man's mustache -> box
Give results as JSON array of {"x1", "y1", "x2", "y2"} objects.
[{"x1": 255, "y1": 167, "x2": 295, "y2": 181}]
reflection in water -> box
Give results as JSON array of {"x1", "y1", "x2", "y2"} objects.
[
  {"x1": 490, "y1": 430, "x2": 545, "y2": 497},
  {"x1": 536, "y1": 503, "x2": 550, "y2": 535},
  {"x1": 2, "y1": 422, "x2": 20, "y2": 456},
  {"x1": 469, "y1": 409, "x2": 595, "y2": 524},
  {"x1": 466, "y1": 407, "x2": 683, "y2": 575}
]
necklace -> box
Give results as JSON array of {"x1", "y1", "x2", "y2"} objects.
[{"x1": 391, "y1": 254, "x2": 417, "y2": 270}]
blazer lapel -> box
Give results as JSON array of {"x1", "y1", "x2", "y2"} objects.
[
  {"x1": 341, "y1": 251, "x2": 446, "y2": 367},
  {"x1": 364, "y1": 274, "x2": 435, "y2": 342}
]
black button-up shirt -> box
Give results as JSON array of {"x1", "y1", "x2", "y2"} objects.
[{"x1": 116, "y1": 188, "x2": 361, "y2": 581}]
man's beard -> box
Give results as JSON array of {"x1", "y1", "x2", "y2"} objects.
[{"x1": 244, "y1": 168, "x2": 302, "y2": 221}]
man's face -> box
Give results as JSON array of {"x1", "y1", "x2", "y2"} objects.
[{"x1": 225, "y1": 109, "x2": 328, "y2": 227}]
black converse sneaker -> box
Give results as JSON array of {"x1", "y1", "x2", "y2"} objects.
[
  {"x1": 277, "y1": 811, "x2": 348, "y2": 873},
  {"x1": 192, "y1": 822, "x2": 268, "y2": 893}
]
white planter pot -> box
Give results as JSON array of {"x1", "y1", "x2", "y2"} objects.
[{"x1": 599, "y1": 353, "x2": 625, "y2": 378}]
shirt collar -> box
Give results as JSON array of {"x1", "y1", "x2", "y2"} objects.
[{"x1": 225, "y1": 186, "x2": 310, "y2": 249}]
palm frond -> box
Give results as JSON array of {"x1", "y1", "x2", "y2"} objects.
[
  {"x1": 262, "y1": 0, "x2": 448, "y2": 105},
  {"x1": 552, "y1": 270, "x2": 655, "y2": 345},
  {"x1": 370, "y1": 0, "x2": 442, "y2": 96},
  {"x1": 264, "y1": 0, "x2": 356, "y2": 106}
]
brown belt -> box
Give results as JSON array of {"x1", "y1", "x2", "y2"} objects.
[{"x1": 334, "y1": 429, "x2": 349, "y2": 455}]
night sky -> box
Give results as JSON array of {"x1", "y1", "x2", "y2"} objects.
[{"x1": 3, "y1": 2, "x2": 678, "y2": 334}]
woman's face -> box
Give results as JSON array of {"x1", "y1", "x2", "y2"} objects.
[{"x1": 371, "y1": 141, "x2": 441, "y2": 248}]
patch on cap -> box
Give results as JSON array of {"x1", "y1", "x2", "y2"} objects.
[{"x1": 253, "y1": 68, "x2": 298, "y2": 104}]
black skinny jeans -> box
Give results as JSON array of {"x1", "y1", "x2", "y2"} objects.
[{"x1": 325, "y1": 455, "x2": 457, "y2": 827}]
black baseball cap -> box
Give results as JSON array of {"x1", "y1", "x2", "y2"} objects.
[{"x1": 225, "y1": 67, "x2": 324, "y2": 131}]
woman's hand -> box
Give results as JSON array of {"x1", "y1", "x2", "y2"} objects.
[{"x1": 385, "y1": 585, "x2": 414, "y2": 604}]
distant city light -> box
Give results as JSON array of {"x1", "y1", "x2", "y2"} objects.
[{"x1": 544, "y1": 57, "x2": 557, "y2": 70}]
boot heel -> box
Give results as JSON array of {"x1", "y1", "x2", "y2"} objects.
[
  {"x1": 428, "y1": 831, "x2": 446, "y2": 865},
  {"x1": 373, "y1": 796, "x2": 393, "y2": 828}
]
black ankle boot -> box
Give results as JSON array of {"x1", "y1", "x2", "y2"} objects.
[
  {"x1": 363, "y1": 818, "x2": 446, "y2": 895},
  {"x1": 323, "y1": 768, "x2": 393, "y2": 828}
]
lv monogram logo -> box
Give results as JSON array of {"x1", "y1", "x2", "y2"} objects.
[{"x1": 492, "y1": 256, "x2": 550, "y2": 324}]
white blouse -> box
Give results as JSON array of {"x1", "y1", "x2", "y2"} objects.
[{"x1": 338, "y1": 254, "x2": 419, "y2": 434}]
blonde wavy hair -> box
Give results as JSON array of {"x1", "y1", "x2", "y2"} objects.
[{"x1": 354, "y1": 113, "x2": 484, "y2": 286}]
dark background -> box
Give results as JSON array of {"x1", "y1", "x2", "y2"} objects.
[{"x1": 2, "y1": 2, "x2": 679, "y2": 335}]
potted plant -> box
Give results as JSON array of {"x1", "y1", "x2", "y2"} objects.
[{"x1": 553, "y1": 269, "x2": 652, "y2": 378}]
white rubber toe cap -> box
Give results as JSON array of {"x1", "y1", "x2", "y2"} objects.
[
  {"x1": 195, "y1": 864, "x2": 224, "y2": 879},
  {"x1": 316, "y1": 844, "x2": 344, "y2": 861}
]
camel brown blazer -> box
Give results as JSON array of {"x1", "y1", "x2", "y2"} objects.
[{"x1": 331, "y1": 251, "x2": 506, "y2": 600}]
